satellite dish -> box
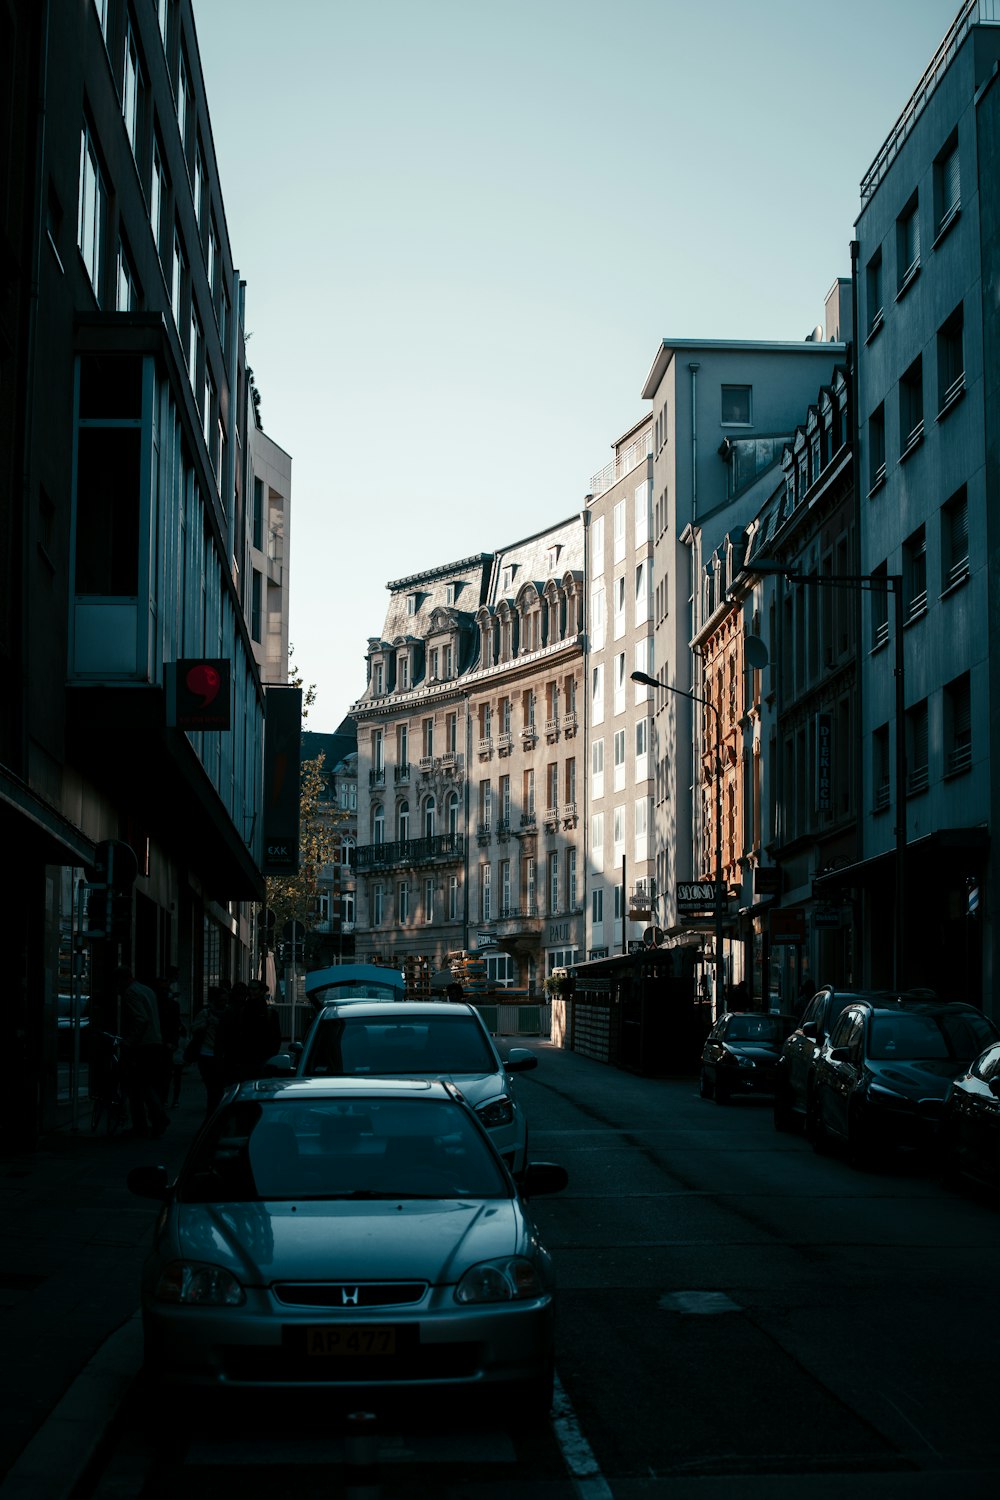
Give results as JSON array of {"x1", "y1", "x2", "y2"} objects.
[{"x1": 745, "y1": 634, "x2": 769, "y2": 670}]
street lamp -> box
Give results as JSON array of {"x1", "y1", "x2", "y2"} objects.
[{"x1": 631, "y1": 669, "x2": 726, "y2": 1011}]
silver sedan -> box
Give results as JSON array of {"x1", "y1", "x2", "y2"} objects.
[{"x1": 128, "y1": 1077, "x2": 567, "y2": 1410}]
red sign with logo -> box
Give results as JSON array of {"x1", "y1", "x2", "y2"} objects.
[{"x1": 169, "y1": 659, "x2": 231, "y2": 730}]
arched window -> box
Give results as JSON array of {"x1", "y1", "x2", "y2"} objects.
[
  {"x1": 424, "y1": 797, "x2": 436, "y2": 838},
  {"x1": 447, "y1": 791, "x2": 460, "y2": 836},
  {"x1": 397, "y1": 800, "x2": 410, "y2": 842},
  {"x1": 372, "y1": 804, "x2": 384, "y2": 846}
]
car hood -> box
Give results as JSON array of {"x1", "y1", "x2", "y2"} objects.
[
  {"x1": 869, "y1": 1058, "x2": 970, "y2": 1098},
  {"x1": 168, "y1": 1198, "x2": 526, "y2": 1283},
  {"x1": 724, "y1": 1043, "x2": 781, "y2": 1061}
]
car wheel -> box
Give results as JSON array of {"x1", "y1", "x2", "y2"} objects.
[{"x1": 699, "y1": 1068, "x2": 714, "y2": 1100}]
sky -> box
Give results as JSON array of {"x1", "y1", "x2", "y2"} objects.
[{"x1": 192, "y1": 0, "x2": 961, "y2": 731}]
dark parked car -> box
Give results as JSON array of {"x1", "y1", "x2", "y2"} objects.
[
  {"x1": 809, "y1": 994, "x2": 998, "y2": 1167},
  {"x1": 773, "y1": 987, "x2": 891, "y2": 1132},
  {"x1": 699, "y1": 1012, "x2": 796, "y2": 1104},
  {"x1": 940, "y1": 1040, "x2": 1000, "y2": 1192}
]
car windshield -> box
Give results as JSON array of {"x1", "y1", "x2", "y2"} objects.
[
  {"x1": 725, "y1": 1015, "x2": 786, "y2": 1042},
  {"x1": 868, "y1": 1010, "x2": 997, "y2": 1062},
  {"x1": 308, "y1": 981, "x2": 403, "y2": 1003},
  {"x1": 179, "y1": 1096, "x2": 510, "y2": 1203},
  {"x1": 304, "y1": 1016, "x2": 498, "y2": 1077}
]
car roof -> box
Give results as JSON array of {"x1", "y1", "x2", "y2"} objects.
[
  {"x1": 314, "y1": 1000, "x2": 482, "y2": 1021},
  {"x1": 234, "y1": 1076, "x2": 457, "y2": 1102},
  {"x1": 843, "y1": 994, "x2": 979, "y2": 1017}
]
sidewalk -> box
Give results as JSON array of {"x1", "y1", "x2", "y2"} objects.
[{"x1": 0, "y1": 1075, "x2": 208, "y2": 1498}]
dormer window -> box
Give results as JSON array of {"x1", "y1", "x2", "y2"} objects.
[
  {"x1": 446, "y1": 582, "x2": 459, "y2": 605},
  {"x1": 372, "y1": 661, "x2": 384, "y2": 695},
  {"x1": 398, "y1": 653, "x2": 410, "y2": 690},
  {"x1": 428, "y1": 647, "x2": 439, "y2": 680},
  {"x1": 444, "y1": 644, "x2": 454, "y2": 677},
  {"x1": 406, "y1": 593, "x2": 419, "y2": 616},
  {"x1": 501, "y1": 565, "x2": 514, "y2": 593},
  {"x1": 547, "y1": 545, "x2": 560, "y2": 572}
]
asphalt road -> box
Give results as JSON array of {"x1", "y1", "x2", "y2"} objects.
[{"x1": 85, "y1": 1041, "x2": 1000, "y2": 1498}]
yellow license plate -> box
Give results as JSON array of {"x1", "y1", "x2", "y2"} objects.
[{"x1": 304, "y1": 1325, "x2": 397, "y2": 1357}]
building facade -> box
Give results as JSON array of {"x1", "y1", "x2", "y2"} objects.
[
  {"x1": 1, "y1": 0, "x2": 286, "y2": 1141},
  {"x1": 352, "y1": 522, "x2": 585, "y2": 988}
]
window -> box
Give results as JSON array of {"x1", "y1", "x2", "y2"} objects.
[
  {"x1": 123, "y1": 22, "x2": 142, "y2": 162},
  {"x1": 592, "y1": 887, "x2": 604, "y2": 924},
  {"x1": 479, "y1": 779, "x2": 492, "y2": 832},
  {"x1": 868, "y1": 402, "x2": 886, "y2": 492},
  {"x1": 500, "y1": 774, "x2": 511, "y2": 825},
  {"x1": 870, "y1": 563, "x2": 889, "y2": 650},
  {"x1": 424, "y1": 878, "x2": 434, "y2": 924},
  {"x1": 613, "y1": 729, "x2": 626, "y2": 791},
  {"x1": 902, "y1": 527, "x2": 926, "y2": 621},
  {"x1": 613, "y1": 653, "x2": 626, "y2": 715},
  {"x1": 448, "y1": 875, "x2": 460, "y2": 920},
  {"x1": 905, "y1": 699, "x2": 929, "y2": 796},
  {"x1": 592, "y1": 662, "x2": 604, "y2": 724},
  {"x1": 546, "y1": 762, "x2": 558, "y2": 813},
  {"x1": 372, "y1": 882, "x2": 384, "y2": 925},
  {"x1": 150, "y1": 138, "x2": 166, "y2": 258},
  {"x1": 634, "y1": 637, "x2": 654, "y2": 696},
  {"x1": 591, "y1": 585, "x2": 606, "y2": 650},
  {"x1": 447, "y1": 790, "x2": 460, "y2": 835},
  {"x1": 591, "y1": 813, "x2": 604, "y2": 871},
  {"x1": 500, "y1": 858, "x2": 512, "y2": 914},
  {"x1": 634, "y1": 796, "x2": 649, "y2": 857},
  {"x1": 78, "y1": 122, "x2": 106, "y2": 298},
  {"x1": 721, "y1": 385, "x2": 751, "y2": 424},
  {"x1": 549, "y1": 852, "x2": 559, "y2": 913},
  {"x1": 591, "y1": 515, "x2": 604, "y2": 577},
  {"x1": 933, "y1": 130, "x2": 960, "y2": 239},
  {"x1": 399, "y1": 653, "x2": 409, "y2": 690},
  {"x1": 171, "y1": 227, "x2": 185, "y2": 329},
  {"x1": 422, "y1": 717, "x2": 434, "y2": 759},
  {"x1": 613, "y1": 500, "x2": 625, "y2": 564},
  {"x1": 634, "y1": 480, "x2": 649, "y2": 546},
  {"x1": 565, "y1": 757, "x2": 576, "y2": 807},
  {"x1": 445, "y1": 711, "x2": 457, "y2": 753},
  {"x1": 613, "y1": 574, "x2": 626, "y2": 638},
  {"x1": 372, "y1": 661, "x2": 384, "y2": 695},
  {"x1": 944, "y1": 672, "x2": 971, "y2": 776},
  {"x1": 896, "y1": 193, "x2": 920, "y2": 293},
  {"x1": 634, "y1": 559, "x2": 650, "y2": 625},
  {"x1": 635, "y1": 718, "x2": 649, "y2": 777},
  {"x1": 397, "y1": 880, "x2": 410, "y2": 923},
  {"x1": 397, "y1": 800, "x2": 409, "y2": 841},
  {"x1": 193, "y1": 142, "x2": 204, "y2": 228},
  {"x1": 523, "y1": 768, "x2": 535, "y2": 818},
  {"x1": 524, "y1": 855, "x2": 536, "y2": 915},
  {"x1": 188, "y1": 308, "x2": 200, "y2": 389},
  {"x1": 116, "y1": 240, "x2": 138, "y2": 312},
  {"x1": 406, "y1": 593, "x2": 418, "y2": 616},
  {"x1": 613, "y1": 805, "x2": 625, "y2": 854},
  {"x1": 873, "y1": 723, "x2": 890, "y2": 812},
  {"x1": 428, "y1": 647, "x2": 439, "y2": 680},
  {"x1": 899, "y1": 356, "x2": 923, "y2": 455},
  {"x1": 941, "y1": 486, "x2": 969, "y2": 590},
  {"x1": 566, "y1": 848, "x2": 577, "y2": 908},
  {"x1": 177, "y1": 48, "x2": 189, "y2": 148},
  {"x1": 501, "y1": 565, "x2": 513, "y2": 592},
  {"x1": 372, "y1": 804, "x2": 384, "y2": 845},
  {"x1": 591, "y1": 737, "x2": 604, "y2": 799},
  {"x1": 937, "y1": 304, "x2": 965, "y2": 414},
  {"x1": 865, "y1": 249, "x2": 883, "y2": 338},
  {"x1": 74, "y1": 356, "x2": 142, "y2": 596},
  {"x1": 251, "y1": 569, "x2": 262, "y2": 642}
]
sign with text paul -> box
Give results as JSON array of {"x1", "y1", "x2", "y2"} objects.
[{"x1": 261, "y1": 685, "x2": 302, "y2": 874}]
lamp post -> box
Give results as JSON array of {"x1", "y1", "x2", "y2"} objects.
[{"x1": 632, "y1": 669, "x2": 726, "y2": 1011}]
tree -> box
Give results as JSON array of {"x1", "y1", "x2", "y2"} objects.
[{"x1": 262, "y1": 650, "x2": 348, "y2": 956}]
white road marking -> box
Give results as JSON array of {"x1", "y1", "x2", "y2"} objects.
[
  {"x1": 551, "y1": 1370, "x2": 613, "y2": 1498},
  {"x1": 658, "y1": 1290, "x2": 741, "y2": 1314}
]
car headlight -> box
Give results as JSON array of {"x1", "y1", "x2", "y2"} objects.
[
  {"x1": 721, "y1": 1052, "x2": 753, "y2": 1068},
  {"x1": 455, "y1": 1257, "x2": 544, "y2": 1303},
  {"x1": 865, "y1": 1082, "x2": 909, "y2": 1104},
  {"x1": 153, "y1": 1261, "x2": 246, "y2": 1306},
  {"x1": 476, "y1": 1094, "x2": 515, "y2": 1129}
]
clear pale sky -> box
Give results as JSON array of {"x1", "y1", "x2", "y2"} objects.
[{"x1": 192, "y1": 0, "x2": 961, "y2": 730}]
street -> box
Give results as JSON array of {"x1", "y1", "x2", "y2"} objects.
[{"x1": 85, "y1": 1041, "x2": 1000, "y2": 1497}]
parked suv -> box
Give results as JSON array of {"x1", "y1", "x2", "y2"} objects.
[
  {"x1": 808, "y1": 992, "x2": 997, "y2": 1168},
  {"x1": 772, "y1": 987, "x2": 887, "y2": 1132}
]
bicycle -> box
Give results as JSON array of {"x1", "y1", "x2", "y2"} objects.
[{"x1": 90, "y1": 1031, "x2": 129, "y2": 1135}]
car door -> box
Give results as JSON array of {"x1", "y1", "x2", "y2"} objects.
[
  {"x1": 784, "y1": 992, "x2": 827, "y2": 1110},
  {"x1": 820, "y1": 1009, "x2": 865, "y2": 1141}
]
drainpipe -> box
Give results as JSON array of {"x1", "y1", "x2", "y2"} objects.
[{"x1": 689, "y1": 363, "x2": 700, "y2": 523}]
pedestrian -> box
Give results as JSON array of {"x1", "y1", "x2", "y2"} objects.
[
  {"x1": 184, "y1": 985, "x2": 231, "y2": 1116},
  {"x1": 155, "y1": 976, "x2": 186, "y2": 1107},
  {"x1": 445, "y1": 981, "x2": 464, "y2": 1004},
  {"x1": 116, "y1": 966, "x2": 170, "y2": 1138}
]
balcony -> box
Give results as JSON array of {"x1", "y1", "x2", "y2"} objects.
[
  {"x1": 477, "y1": 737, "x2": 493, "y2": 760},
  {"x1": 519, "y1": 810, "x2": 536, "y2": 829},
  {"x1": 545, "y1": 717, "x2": 560, "y2": 742},
  {"x1": 394, "y1": 763, "x2": 411, "y2": 784},
  {"x1": 562, "y1": 710, "x2": 578, "y2": 738},
  {"x1": 561, "y1": 802, "x2": 578, "y2": 828},
  {"x1": 369, "y1": 767, "x2": 386, "y2": 788},
  {"x1": 440, "y1": 751, "x2": 462, "y2": 774},
  {"x1": 476, "y1": 822, "x2": 492, "y2": 844},
  {"x1": 521, "y1": 724, "x2": 538, "y2": 747},
  {"x1": 494, "y1": 904, "x2": 543, "y2": 939},
  {"x1": 543, "y1": 806, "x2": 559, "y2": 831},
  {"x1": 355, "y1": 832, "x2": 465, "y2": 871},
  {"x1": 497, "y1": 732, "x2": 513, "y2": 756},
  {"x1": 496, "y1": 817, "x2": 511, "y2": 840}
]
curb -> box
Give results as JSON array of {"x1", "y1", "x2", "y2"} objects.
[{"x1": 0, "y1": 1315, "x2": 143, "y2": 1500}]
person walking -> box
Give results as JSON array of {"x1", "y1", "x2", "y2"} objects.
[
  {"x1": 184, "y1": 985, "x2": 231, "y2": 1116},
  {"x1": 116, "y1": 967, "x2": 170, "y2": 1138}
]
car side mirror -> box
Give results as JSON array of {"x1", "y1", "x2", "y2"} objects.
[
  {"x1": 127, "y1": 1164, "x2": 171, "y2": 1200},
  {"x1": 517, "y1": 1162, "x2": 568, "y2": 1197},
  {"x1": 504, "y1": 1048, "x2": 538, "y2": 1073},
  {"x1": 265, "y1": 1053, "x2": 296, "y2": 1077},
  {"x1": 828, "y1": 1046, "x2": 851, "y2": 1063}
]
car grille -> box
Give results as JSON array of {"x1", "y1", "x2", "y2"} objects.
[
  {"x1": 221, "y1": 1343, "x2": 481, "y2": 1383},
  {"x1": 273, "y1": 1282, "x2": 426, "y2": 1308}
]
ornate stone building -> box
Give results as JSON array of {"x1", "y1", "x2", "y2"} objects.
[{"x1": 352, "y1": 519, "x2": 585, "y2": 988}]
